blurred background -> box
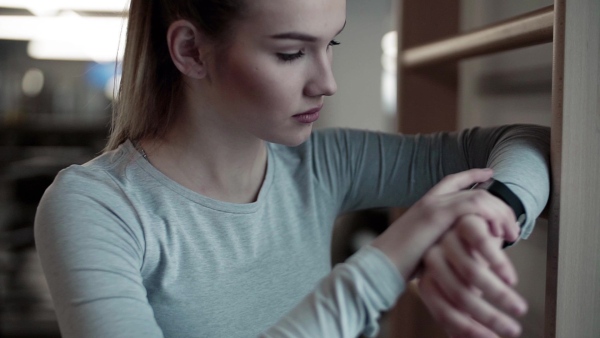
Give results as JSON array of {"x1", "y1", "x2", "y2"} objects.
[
  {"x1": 0, "y1": 0, "x2": 552, "y2": 337},
  {"x1": 0, "y1": 1, "x2": 128, "y2": 337}
]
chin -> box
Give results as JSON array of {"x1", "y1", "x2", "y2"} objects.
[{"x1": 269, "y1": 127, "x2": 313, "y2": 147}]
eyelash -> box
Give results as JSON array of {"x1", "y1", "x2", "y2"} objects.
[
  {"x1": 277, "y1": 40, "x2": 341, "y2": 63},
  {"x1": 329, "y1": 40, "x2": 341, "y2": 47}
]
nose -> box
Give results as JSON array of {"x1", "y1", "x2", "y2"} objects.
[{"x1": 304, "y1": 53, "x2": 337, "y2": 97}]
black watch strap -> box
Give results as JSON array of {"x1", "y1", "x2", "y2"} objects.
[{"x1": 471, "y1": 178, "x2": 526, "y2": 248}]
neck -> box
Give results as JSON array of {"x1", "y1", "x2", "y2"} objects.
[{"x1": 139, "y1": 106, "x2": 268, "y2": 204}]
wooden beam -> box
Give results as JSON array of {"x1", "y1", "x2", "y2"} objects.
[{"x1": 402, "y1": 6, "x2": 554, "y2": 69}]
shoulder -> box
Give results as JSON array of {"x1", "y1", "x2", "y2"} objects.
[
  {"x1": 34, "y1": 142, "x2": 148, "y2": 251},
  {"x1": 48, "y1": 143, "x2": 134, "y2": 198},
  {"x1": 36, "y1": 141, "x2": 145, "y2": 226}
]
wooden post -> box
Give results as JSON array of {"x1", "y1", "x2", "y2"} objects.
[
  {"x1": 388, "y1": 1, "x2": 459, "y2": 337},
  {"x1": 546, "y1": 0, "x2": 600, "y2": 336},
  {"x1": 396, "y1": 0, "x2": 460, "y2": 134}
]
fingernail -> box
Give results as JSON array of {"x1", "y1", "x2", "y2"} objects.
[
  {"x1": 513, "y1": 300, "x2": 528, "y2": 316},
  {"x1": 502, "y1": 272, "x2": 516, "y2": 286}
]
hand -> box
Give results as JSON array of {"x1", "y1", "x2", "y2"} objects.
[
  {"x1": 418, "y1": 214, "x2": 527, "y2": 338},
  {"x1": 371, "y1": 168, "x2": 518, "y2": 281}
]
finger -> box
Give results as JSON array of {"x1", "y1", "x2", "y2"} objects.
[
  {"x1": 471, "y1": 251, "x2": 528, "y2": 318},
  {"x1": 484, "y1": 193, "x2": 519, "y2": 241},
  {"x1": 444, "y1": 190, "x2": 516, "y2": 241},
  {"x1": 455, "y1": 215, "x2": 518, "y2": 286},
  {"x1": 427, "y1": 169, "x2": 494, "y2": 196},
  {"x1": 472, "y1": 191, "x2": 516, "y2": 242},
  {"x1": 442, "y1": 227, "x2": 527, "y2": 317},
  {"x1": 419, "y1": 274, "x2": 498, "y2": 338},
  {"x1": 424, "y1": 247, "x2": 523, "y2": 337}
]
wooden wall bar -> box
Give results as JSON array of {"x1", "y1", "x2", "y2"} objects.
[
  {"x1": 389, "y1": 0, "x2": 459, "y2": 336},
  {"x1": 396, "y1": 0, "x2": 459, "y2": 135},
  {"x1": 546, "y1": 0, "x2": 600, "y2": 336},
  {"x1": 402, "y1": 6, "x2": 553, "y2": 69}
]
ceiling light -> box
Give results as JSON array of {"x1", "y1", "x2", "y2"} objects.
[
  {"x1": 0, "y1": 0, "x2": 129, "y2": 16},
  {"x1": 0, "y1": 12, "x2": 126, "y2": 61}
]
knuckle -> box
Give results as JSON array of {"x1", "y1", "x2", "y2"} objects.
[
  {"x1": 449, "y1": 288, "x2": 471, "y2": 308},
  {"x1": 462, "y1": 263, "x2": 482, "y2": 283},
  {"x1": 464, "y1": 198, "x2": 481, "y2": 212},
  {"x1": 456, "y1": 217, "x2": 478, "y2": 233},
  {"x1": 440, "y1": 233, "x2": 455, "y2": 248},
  {"x1": 473, "y1": 237, "x2": 492, "y2": 252},
  {"x1": 487, "y1": 287, "x2": 510, "y2": 304},
  {"x1": 490, "y1": 260, "x2": 511, "y2": 275},
  {"x1": 468, "y1": 231, "x2": 489, "y2": 248},
  {"x1": 424, "y1": 248, "x2": 441, "y2": 268}
]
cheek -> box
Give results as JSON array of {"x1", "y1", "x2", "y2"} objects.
[{"x1": 221, "y1": 57, "x2": 297, "y2": 111}]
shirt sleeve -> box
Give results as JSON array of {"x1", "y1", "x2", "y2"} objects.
[
  {"x1": 260, "y1": 245, "x2": 404, "y2": 338},
  {"x1": 34, "y1": 167, "x2": 165, "y2": 338},
  {"x1": 308, "y1": 124, "x2": 550, "y2": 239}
]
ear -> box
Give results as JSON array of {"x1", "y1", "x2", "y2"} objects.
[{"x1": 167, "y1": 20, "x2": 208, "y2": 79}]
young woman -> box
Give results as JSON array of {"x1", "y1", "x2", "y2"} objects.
[{"x1": 34, "y1": 0, "x2": 550, "y2": 337}]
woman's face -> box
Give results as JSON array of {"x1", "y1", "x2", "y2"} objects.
[{"x1": 203, "y1": 0, "x2": 346, "y2": 146}]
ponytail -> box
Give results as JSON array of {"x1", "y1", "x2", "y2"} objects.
[{"x1": 105, "y1": 0, "x2": 182, "y2": 151}]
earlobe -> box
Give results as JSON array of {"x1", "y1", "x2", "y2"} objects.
[{"x1": 167, "y1": 20, "x2": 207, "y2": 79}]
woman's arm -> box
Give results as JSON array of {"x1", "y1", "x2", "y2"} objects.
[
  {"x1": 35, "y1": 168, "x2": 164, "y2": 338},
  {"x1": 310, "y1": 125, "x2": 550, "y2": 239},
  {"x1": 262, "y1": 169, "x2": 516, "y2": 338},
  {"x1": 306, "y1": 125, "x2": 549, "y2": 337}
]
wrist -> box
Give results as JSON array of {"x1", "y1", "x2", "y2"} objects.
[
  {"x1": 471, "y1": 178, "x2": 526, "y2": 247},
  {"x1": 370, "y1": 229, "x2": 422, "y2": 281}
]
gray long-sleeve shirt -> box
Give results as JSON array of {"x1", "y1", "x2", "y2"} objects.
[{"x1": 34, "y1": 126, "x2": 550, "y2": 337}]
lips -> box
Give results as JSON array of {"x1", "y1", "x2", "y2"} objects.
[{"x1": 293, "y1": 105, "x2": 322, "y2": 124}]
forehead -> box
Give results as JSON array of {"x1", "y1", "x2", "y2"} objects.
[{"x1": 241, "y1": 0, "x2": 346, "y2": 37}]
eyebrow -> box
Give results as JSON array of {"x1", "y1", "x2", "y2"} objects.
[{"x1": 270, "y1": 21, "x2": 347, "y2": 42}]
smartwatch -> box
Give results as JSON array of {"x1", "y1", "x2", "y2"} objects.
[{"x1": 471, "y1": 178, "x2": 526, "y2": 248}]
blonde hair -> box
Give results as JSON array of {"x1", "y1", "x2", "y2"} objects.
[{"x1": 105, "y1": 0, "x2": 244, "y2": 151}]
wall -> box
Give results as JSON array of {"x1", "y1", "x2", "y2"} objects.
[{"x1": 315, "y1": 0, "x2": 395, "y2": 133}]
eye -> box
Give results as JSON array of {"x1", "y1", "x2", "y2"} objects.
[
  {"x1": 328, "y1": 40, "x2": 341, "y2": 48},
  {"x1": 277, "y1": 51, "x2": 305, "y2": 63}
]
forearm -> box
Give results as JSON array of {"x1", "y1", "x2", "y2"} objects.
[
  {"x1": 260, "y1": 246, "x2": 404, "y2": 338},
  {"x1": 323, "y1": 125, "x2": 550, "y2": 226}
]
